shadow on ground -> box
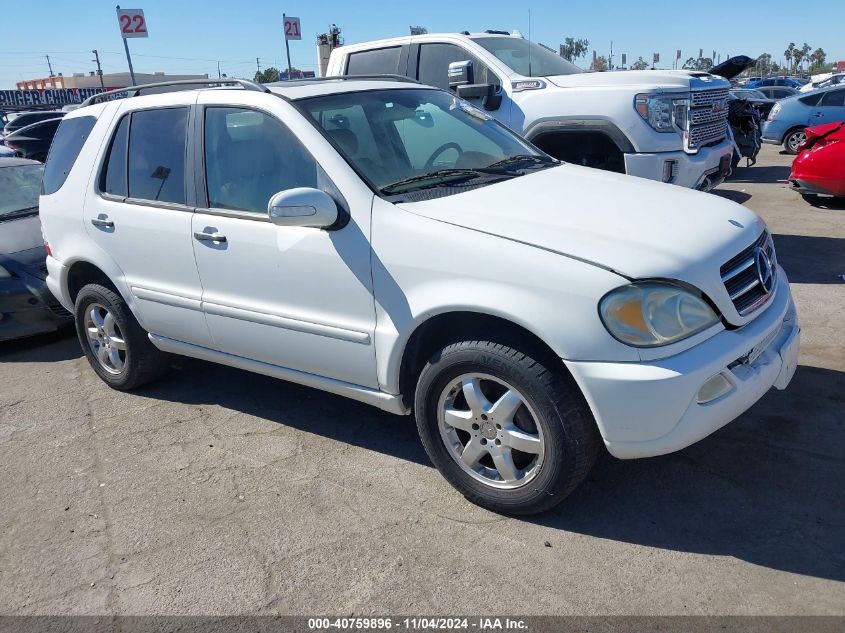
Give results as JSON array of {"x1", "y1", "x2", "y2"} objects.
[
  {"x1": 711, "y1": 189, "x2": 752, "y2": 205},
  {"x1": 773, "y1": 234, "x2": 845, "y2": 284},
  {"x1": 0, "y1": 328, "x2": 80, "y2": 363},
  {"x1": 727, "y1": 164, "x2": 791, "y2": 184},
  {"x1": 132, "y1": 356, "x2": 845, "y2": 584}
]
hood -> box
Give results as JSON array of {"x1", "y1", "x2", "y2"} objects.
[
  {"x1": 710, "y1": 55, "x2": 755, "y2": 80},
  {"x1": 0, "y1": 213, "x2": 44, "y2": 255},
  {"x1": 397, "y1": 165, "x2": 764, "y2": 319},
  {"x1": 545, "y1": 70, "x2": 726, "y2": 91}
]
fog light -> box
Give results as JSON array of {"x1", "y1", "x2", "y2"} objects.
[
  {"x1": 662, "y1": 159, "x2": 679, "y2": 183},
  {"x1": 697, "y1": 373, "x2": 733, "y2": 404}
]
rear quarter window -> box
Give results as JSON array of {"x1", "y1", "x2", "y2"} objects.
[
  {"x1": 346, "y1": 47, "x2": 402, "y2": 75},
  {"x1": 42, "y1": 115, "x2": 97, "y2": 195}
]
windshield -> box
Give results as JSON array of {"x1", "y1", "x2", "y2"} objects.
[
  {"x1": 0, "y1": 164, "x2": 44, "y2": 218},
  {"x1": 299, "y1": 88, "x2": 555, "y2": 198},
  {"x1": 472, "y1": 37, "x2": 583, "y2": 77}
]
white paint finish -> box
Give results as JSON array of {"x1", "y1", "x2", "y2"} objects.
[{"x1": 326, "y1": 33, "x2": 734, "y2": 187}]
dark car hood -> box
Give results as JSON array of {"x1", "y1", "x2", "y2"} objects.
[
  {"x1": 0, "y1": 213, "x2": 43, "y2": 255},
  {"x1": 711, "y1": 55, "x2": 756, "y2": 80}
]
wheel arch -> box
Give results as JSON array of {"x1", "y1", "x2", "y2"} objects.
[
  {"x1": 781, "y1": 124, "x2": 806, "y2": 144},
  {"x1": 525, "y1": 119, "x2": 635, "y2": 153},
  {"x1": 65, "y1": 259, "x2": 123, "y2": 306},
  {"x1": 396, "y1": 310, "x2": 565, "y2": 409}
]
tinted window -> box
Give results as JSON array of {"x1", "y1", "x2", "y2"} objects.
[
  {"x1": 204, "y1": 107, "x2": 318, "y2": 213},
  {"x1": 127, "y1": 108, "x2": 187, "y2": 204},
  {"x1": 101, "y1": 115, "x2": 130, "y2": 197},
  {"x1": 417, "y1": 43, "x2": 496, "y2": 90},
  {"x1": 346, "y1": 47, "x2": 402, "y2": 75},
  {"x1": 42, "y1": 115, "x2": 97, "y2": 195},
  {"x1": 820, "y1": 89, "x2": 845, "y2": 107},
  {"x1": 799, "y1": 92, "x2": 824, "y2": 106}
]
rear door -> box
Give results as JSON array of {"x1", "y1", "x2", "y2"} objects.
[
  {"x1": 808, "y1": 88, "x2": 845, "y2": 125},
  {"x1": 84, "y1": 95, "x2": 212, "y2": 347}
]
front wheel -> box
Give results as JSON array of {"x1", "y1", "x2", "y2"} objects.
[
  {"x1": 783, "y1": 128, "x2": 806, "y2": 154},
  {"x1": 74, "y1": 283, "x2": 170, "y2": 390},
  {"x1": 414, "y1": 338, "x2": 601, "y2": 515}
]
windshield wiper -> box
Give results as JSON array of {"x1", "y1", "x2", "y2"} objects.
[
  {"x1": 0, "y1": 206, "x2": 38, "y2": 220},
  {"x1": 380, "y1": 169, "x2": 504, "y2": 194},
  {"x1": 479, "y1": 154, "x2": 559, "y2": 173}
]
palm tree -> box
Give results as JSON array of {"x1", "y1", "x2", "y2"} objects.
[{"x1": 784, "y1": 43, "x2": 796, "y2": 74}]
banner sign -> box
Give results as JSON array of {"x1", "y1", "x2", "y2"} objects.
[{"x1": 0, "y1": 88, "x2": 107, "y2": 107}]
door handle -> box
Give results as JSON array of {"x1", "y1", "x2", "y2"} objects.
[
  {"x1": 193, "y1": 231, "x2": 227, "y2": 243},
  {"x1": 811, "y1": 112, "x2": 824, "y2": 117},
  {"x1": 91, "y1": 218, "x2": 114, "y2": 228}
]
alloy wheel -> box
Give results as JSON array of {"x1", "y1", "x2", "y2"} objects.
[
  {"x1": 437, "y1": 373, "x2": 545, "y2": 490},
  {"x1": 84, "y1": 303, "x2": 127, "y2": 375}
]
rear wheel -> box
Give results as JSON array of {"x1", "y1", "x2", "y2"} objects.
[
  {"x1": 783, "y1": 128, "x2": 806, "y2": 154},
  {"x1": 414, "y1": 338, "x2": 601, "y2": 515},
  {"x1": 74, "y1": 284, "x2": 170, "y2": 390}
]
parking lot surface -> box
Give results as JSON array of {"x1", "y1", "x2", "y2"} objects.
[{"x1": 1, "y1": 145, "x2": 843, "y2": 616}]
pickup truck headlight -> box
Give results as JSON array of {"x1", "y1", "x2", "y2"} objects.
[
  {"x1": 600, "y1": 282, "x2": 720, "y2": 347},
  {"x1": 634, "y1": 93, "x2": 685, "y2": 133}
]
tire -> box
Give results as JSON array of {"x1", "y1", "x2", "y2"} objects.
[
  {"x1": 74, "y1": 283, "x2": 170, "y2": 390},
  {"x1": 414, "y1": 338, "x2": 601, "y2": 515},
  {"x1": 783, "y1": 128, "x2": 806, "y2": 154}
]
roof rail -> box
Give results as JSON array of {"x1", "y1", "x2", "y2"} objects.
[
  {"x1": 79, "y1": 78, "x2": 269, "y2": 107},
  {"x1": 267, "y1": 74, "x2": 420, "y2": 86}
]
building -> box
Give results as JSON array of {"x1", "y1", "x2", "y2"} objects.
[{"x1": 16, "y1": 72, "x2": 209, "y2": 91}]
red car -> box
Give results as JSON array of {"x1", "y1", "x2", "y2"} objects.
[{"x1": 789, "y1": 121, "x2": 845, "y2": 202}]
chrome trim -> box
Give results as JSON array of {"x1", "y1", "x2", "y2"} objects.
[
  {"x1": 721, "y1": 257, "x2": 755, "y2": 283},
  {"x1": 131, "y1": 286, "x2": 203, "y2": 311}
]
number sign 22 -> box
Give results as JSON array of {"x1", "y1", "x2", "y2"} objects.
[{"x1": 117, "y1": 9, "x2": 149, "y2": 39}]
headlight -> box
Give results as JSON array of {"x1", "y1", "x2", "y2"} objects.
[
  {"x1": 0, "y1": 264, "x2": 12, "y2": 279},
  {"x1": 600, "y1": 282, "x2": 720, "y2": 347},
  {"x1": 634, "y1": 93, "x2": 686, "y2": 133}
]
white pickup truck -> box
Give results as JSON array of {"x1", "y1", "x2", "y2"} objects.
[{"x1": 327, "y1": 31, "x2": 735, "y2": 190}]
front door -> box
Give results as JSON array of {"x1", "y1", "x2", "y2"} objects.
[{"x1": 190, "y1": 95, "x2": 378, "y2": 388}]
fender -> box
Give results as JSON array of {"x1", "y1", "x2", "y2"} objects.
[{"x1": 524, "y1": 117, "x2": 636, "y2": 153}]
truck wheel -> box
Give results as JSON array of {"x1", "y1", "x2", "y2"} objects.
[
  {"x1": 74, "y1": 283, "x2": 170, "y2": 390},
  {"x1": 783, "y1": 128, "x2": 806, "y2": 154},
  {"x1": 414, "y1": 338, "x2": 601, "y2": 515}
]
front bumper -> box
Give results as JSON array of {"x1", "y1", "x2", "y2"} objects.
[
  {"x1": 623, "y1": 138, "x2": 734, "y2": 190},
  {"x1": 565, "y1": 270, "x2": 798, "y2": 459},
  {"x1": 0, "y1": 273, "x2": 73, "y2": 342}
]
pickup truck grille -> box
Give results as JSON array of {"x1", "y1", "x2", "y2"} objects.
[
  {"x1": 720, "y1": 231, "x2": 777, "y2": 316},
  {"x1": 687, "y1": 88, "x2": 729, "y2": 151}
]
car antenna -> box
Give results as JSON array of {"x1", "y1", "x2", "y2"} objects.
[{"x1": 527, "y1": 9, "x2": 532, "y2": 77}]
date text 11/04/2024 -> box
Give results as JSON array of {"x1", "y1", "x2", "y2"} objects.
[{"x1": 307, "y1": 617, "x2": 529, "y2": 630}]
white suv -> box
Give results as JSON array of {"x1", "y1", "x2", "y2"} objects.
[{"x1": 40, "y1": 78, "x2": 799, "y2": 514}]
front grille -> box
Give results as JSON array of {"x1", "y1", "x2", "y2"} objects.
[
  {"x1": 47, "y1": 304, "x2": 71, "y2": 318},
  {"x1": 720, "y1": 232, "x2": 777, "y2": 316},
  {"x1": 687, "y1": 88, "x2": 729, "y2": 151}
]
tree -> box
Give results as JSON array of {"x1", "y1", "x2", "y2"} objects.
[
  {"x1": 630, "y1": 57, "x2": 650, "y2": 71},
  {"x1": 560, "y1": 37, "x2": 589, "y2": 62},
  {"x1": 682, "y1": 56, "x2": 713, "y2": 71},
  {"x1": 792, "y1": 43, "x2": 811, "y2": 73},
  {"x1": 784, "y1": 43, "x2": 796, "y2": 73},
  {"x1": 253, "y1": 67, "x2": 280, "y2": 83},
  {"x1": 590, "y1": 55, "x2": 608, "y2": 72},
  {"x1": 810, "y1": 48, "x2": 827, "y2": 72}
]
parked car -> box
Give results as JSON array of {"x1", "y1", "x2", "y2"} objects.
[
  {"x1": 41, "y1": 78, "x2": 799, "y2": 514},
  {"x1": 755, "y1": 86, "x2": 798, "y2": 100},
  {"x1": 799, "y1": 73, "x2": 845, "y2": 93},
  {"x1": 0, "y1": 110, "x2": 64, "y2": 137},
  {"x1": 0, "y1": 158, "x2": 73, "y2": 341},
  {"x1": 2, "y1": 117, "x2": 63, "y2": 162},
  {"x1": 327, "y1": 32, "x2": 734, "y2": 191},
  {"x1": 730, "y1": 89, "x2": 775, "y2": 116},
  {"x1": 788, "y1": 121, "x2": 845, "y2": 202},
  {"x1": 745, "y1": 77, "x2": 803, "y2": 89},
  {"x1": 763, "y1": 86, "x2": 845, "y2": 153}
]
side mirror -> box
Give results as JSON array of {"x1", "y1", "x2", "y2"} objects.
[
  {"x1": 267, "y1": 187, "x2": 338, "y2": 229},
  {"x1": 456, "y1": 83, "x2": 503, "y2": 112},
  {"x1": 448, "y1": 60, "x2": 474, "y2": 91}
]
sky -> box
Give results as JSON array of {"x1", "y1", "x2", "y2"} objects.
[{"x1": 1, "y1": 0, "x2": 843, "y2": 88}]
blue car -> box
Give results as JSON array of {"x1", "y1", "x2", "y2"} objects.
[
  {"x1": 761, "y1": 86, "x2": 845, "y2": 153},
  {"x1": 745, "y1": 77, "x2": 804, "y2": 89}
]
